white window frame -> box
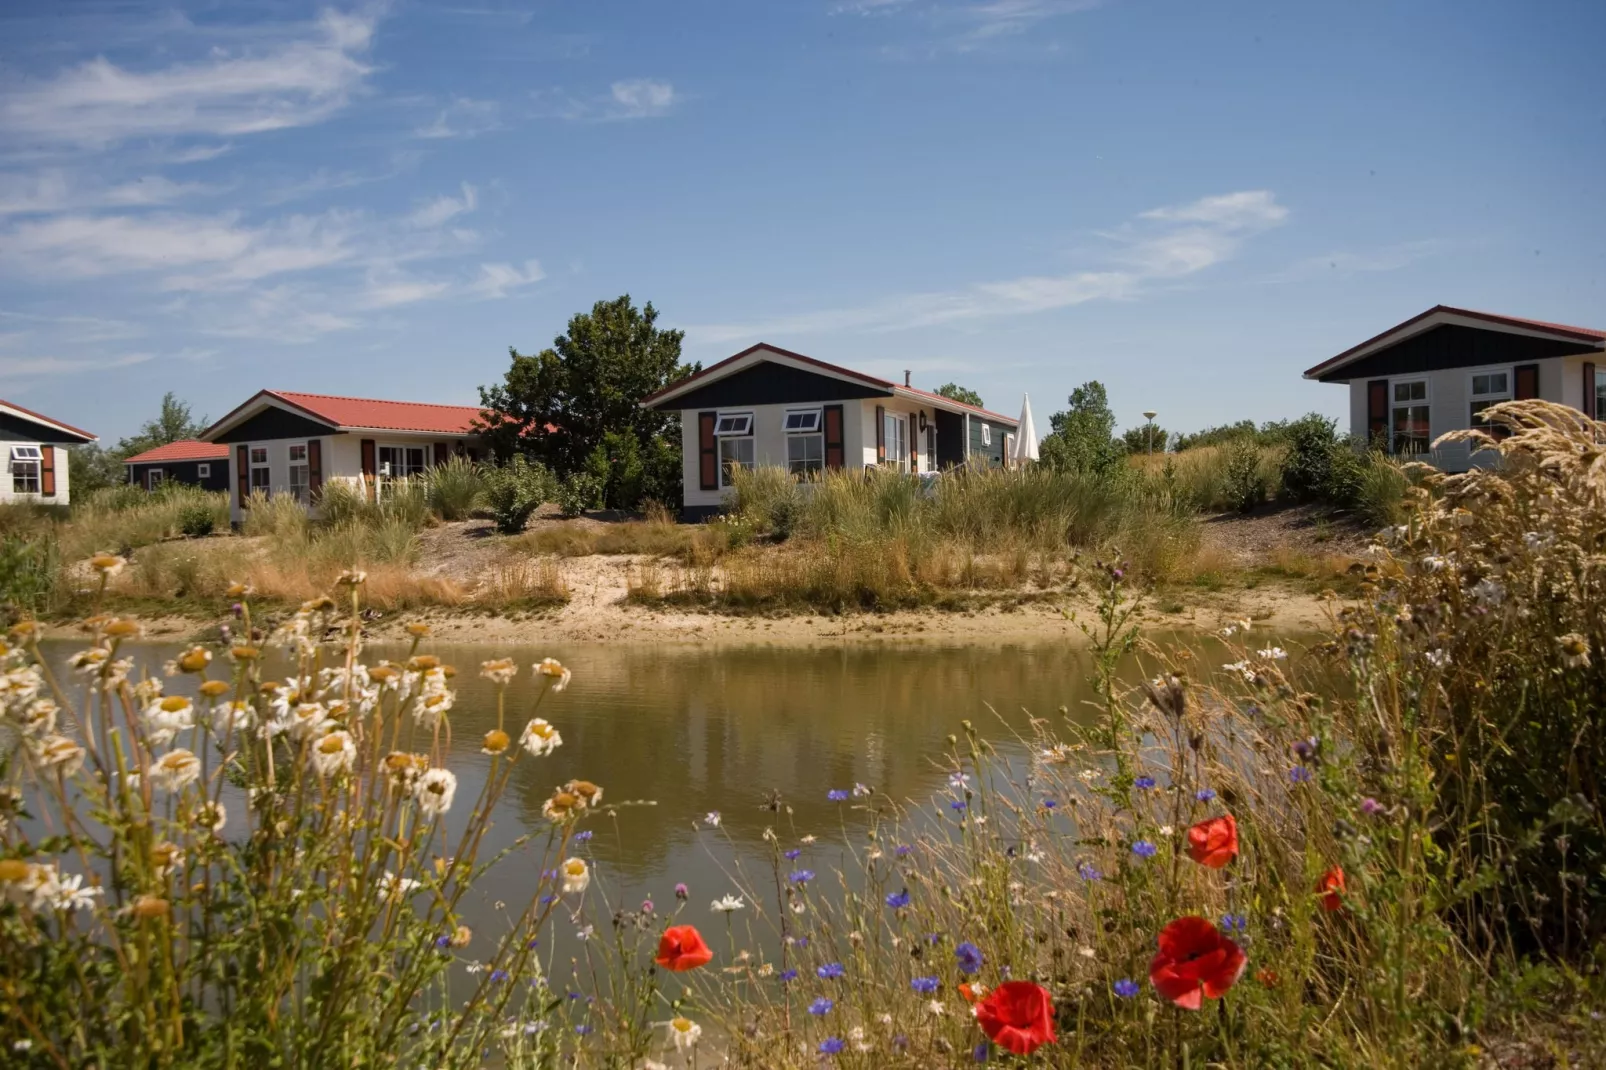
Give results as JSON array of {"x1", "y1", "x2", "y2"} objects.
[
  {"x1": 1467, "y1": 367, "x2": 1512, "y2": 431},
  {"x1": 197, "y1": 463, "x2": 211, "y2": 478},
  {"x1": 981, "y1": 424, "x2": 992, "y2": 447},
  {"x1": 248, "y1": 446, "x2": 271, "y2": 496},
  {"x1": 1389, "y1": 377, "x2": 1431, "y2": 456},
  {"x1": 882, "y1": 411, "x2": 910, "y2": 471},
  {"x1": 11, "y1": 445, "x2": 41, "y2": 494},
  {"x1": 146, "y1": 468, "x2": 165, "y2": 491},
  {"x1": 783, "y1": 408, "x2": 821, "y2": 434},
  {"x1": 787, "y1": 433, "x2": 824, "y2": 477},
  {"x1": 377, "y1": 444, "x2": 426, "y2": 498},
  {"x1": 714, "y1": 412, "x2": 755, "y2": 489},
  {"x1": 287, "y1": 444, "x2": 311, "y2": 503}
]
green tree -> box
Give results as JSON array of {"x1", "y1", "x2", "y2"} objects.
[
  {"x1": 118, "y1": 392, "x2": 208, "y2": 458},
  {"x1": 1038, "y1": 381, "x2": 1126, "y2": 478},
  {"x1": 477, "y1": 297, "x2": 698, "y2": 490},
  {"x1": 1120, "y1": 422, "x2": 1170, "y2": 455},
  {"x1": 68, "y1": 445, "x2": 126, "y2": 495},
  {"x1": 934, "y1": 383, "x2": 985, "y2": 409}
]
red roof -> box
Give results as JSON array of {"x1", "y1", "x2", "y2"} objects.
[
  {"x1": 644, "y1": 343, "x2": 1019, "y2": 425},
  {"x1": 1305, "y1": 305, "x2": 1606, "y2": 379},
  {"x1": 0, "y1": 398, "x2": 95, "y2": 441},
  {"x1": 205, "y1": 389, "x2": 491, "y2": 439},
  {"x1": 123, "y1": 439, "x2": 231, "y2": 465}
]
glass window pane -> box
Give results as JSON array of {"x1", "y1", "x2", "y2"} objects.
[
  {"x1": 1489, "y1": 373, "x2": 1507, "y2": 394},
  {"x1": 1472, "y1": 375, "x2": 1490, "y2": 396}
]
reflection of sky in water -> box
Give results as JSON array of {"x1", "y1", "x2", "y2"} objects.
[{"x1": 37, "y1": 635, "x2": 1256, "y2": 966}]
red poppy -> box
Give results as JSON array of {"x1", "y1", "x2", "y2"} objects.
[
  {"x1": 1148, "y1": 916, "x2": 1247, "y2": 1011},
  {"x1": 1254, "y1": 968, "x2": 1280, "y2": 988},
  {"x1": 973, "y1": 980, "x2": 1057, "y2": 1056},
  {"x1": 654, "y1": 925, "x2": 713, "y2": 971},
  {"x1": 958, "y1": 982, "x2": 979, "y2": 1005},
  {"x1": 1316, "y1": 866, "x2": 1345, "y2": 911},
  {"x1": 1185, "y1": 814, "x2": 1239, "y2": 869}
]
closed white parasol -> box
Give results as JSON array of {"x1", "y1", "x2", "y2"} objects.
[{"x1": 1012, "y1": 393, "x2": 1039, "y2": 463}]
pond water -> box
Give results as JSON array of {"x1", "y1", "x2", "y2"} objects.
[{"x1": 35, "y1": 634, "x2": 1260, "y2": 944}]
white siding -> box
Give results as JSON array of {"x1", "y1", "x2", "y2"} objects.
[
  {"x1": 227, "y1": 432, "x2": 458, "y2": 525},
  {"x1": 0, "y1": 444, "x2": 70, "y2": 506}
]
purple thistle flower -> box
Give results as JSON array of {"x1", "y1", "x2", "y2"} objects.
[
  {"x1": 674, "y1": 882, "x2": 688, "y2": 899},
  {"x1": 827, "y1": 789, "x2": 849, "y2": 802},
  {"x1": 1114, "y1": 978, "x2": 1140, "y2": 998},
  {"x1": 809, "y1": 997, "x2": 834, "y2": 1016},
  {"x1": 1361, "y1": 797, "x2": 1384, "y2": 815},
  {"x1": 911, "y1": 975, "x2": 940, "y2": 994},
  {"x1": 1132, "y1": 841, "x2": 1158, "y2": 859},
  {"x1": 819, "y1": 1037, "x2": 845, "y2": 1055},
  {"x1": 817, "y1": 962, "x2": 845, "y2": 980},
  {"x1": 640, "y1": 899, "x2": 654, "y2": 913},
  {"x1": 956, "y1": 941, "x2": 984, "y2": 975},
  {"x1": 886, "y1": 889, "x2": 911, "y2": 909}
]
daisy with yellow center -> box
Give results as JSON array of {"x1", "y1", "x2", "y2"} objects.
[
  {"x1": 669, "y1": 1017, "x2": 702, "y2": 1051},
  {"x1": 89, "y1": 553, "x2": 126, "y2": 577},
  {"x1": 143, "y1": 695, "x2": 196, "y2": 745},
  {"x1": 542, "y1": 791, "x2": 580, "y2": 823},
  {"x1": 149, "y1": 749, "x2": 201, "y2": 793},
  {"x1": 34, "y1": 735, "x2": 85, "y2": 777},
  {"x1": 480, "y1": 657, "x2": 517, "y2": 686},
  {"x1": 311, "y1": 730, "x2": 357, "y2": 778},
  {"x1": 481, "y1": 729, "x2": 510, "y2": 756},
  {"x1": 560, "y1": 857, "x2": 590, "y2": 895},
  {"x1": 534, "y1": 657, "x2": 571, "y2": 692},
  {"x1": 413, "y1": 768, "x2": 457, "y2": 816},
  {"x1": 173, "y1": 646, "x2": 212, "y2": 674},
  {"x1": 104, "y1": 618, "x2": 142, "y2": 640},
  {"x1": 520, "y1": 718, "x2": 562, "y2": 757}
]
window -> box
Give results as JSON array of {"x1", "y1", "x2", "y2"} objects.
[
  {"x1": 250, "y1": 447, "x2": 267, "y2": 464},
  {"x1": 197, "y1": 463, "x2": 211, "y2": 478},
  {"x1": 11, "y1": 445, "x2": 40, "y2": 494},
  {"x1": 146, "y1": 468, "x2": 165, "y2": 491},
  {"x1": 713, "y1": 412, "x2": 755, "y2": 487},
  {"x1": 1469, "y1": 370, "x2": 1511, "y2": 432},
  {"x1": 1596, "y1": 369, "x2": 1606, "y2": 425},
  {"x1": 1391, "y1": 380, "x2": 1430, "y2": 455},
  {"x1": 981, "y1": 424, "x2": 991, "y2": 447},
  {"x1": 783, "y1": 409, "x2": 821, "y2": 433},
  {"x1": 787, "y1": 433, "x2": 823, "y2": 477},
  {"x1": 288, "y1": 444, "x2": 310, "y2": 503},
  {"x1": 882, "y1": 411, "x2": 909, "y2": 470},
  {"x1": 378, "y1": 446, "x2": 425, "y2": 479}
]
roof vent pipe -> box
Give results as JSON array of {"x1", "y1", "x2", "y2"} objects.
[{"x1": 903, "y1": 370, "x2": 911, "y2": 387}]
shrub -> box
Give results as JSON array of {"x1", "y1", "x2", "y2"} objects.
[
  {"x1": 1279, "y1": 412, "x2": 1362, "y2": 506},
  {"x1": 1223, "y1": 439, "x2": 1267, "y2": 513},
  {"x1": 1354, "y1": 451, "x2": 1410, "y2": 527},
  {"x1": 241, "y1": 490, "x2": 309, "y2": 541},
  {"x1": 583, "y1": 432, "x2": 645, "y2": 511},
  {"x1": 482, "y1": 456, "x2": 556, "y2": 534},
  {"x1": 425, "y1": 456, "x2": 484, "y2": 520},
  {"x1": 177, "y1": 502, "x2": 216, "y2": 538},
  {"x1": 556, "y1": 471, "x2": 603, "y2": 519}
]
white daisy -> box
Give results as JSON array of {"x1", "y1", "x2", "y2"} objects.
[
  {"x1": 520, "y1": 718, "x2": 562, "y2": 757},
  {"x1": 310, "y1": 730, "x2": 357, "y2": 778},
  {"x1": 149, "y1": 749, "x2": 201, "y2": 793},
  {"x1": 711, "y1": 894, "x2": 745, "y2": 913},
  {"x1": 560, "y1": 857, "x2": 590, "y2": 895},
  {"x1": 414, "y1": 768, "x2": 457, "y2": 817},
  {"x1": 669, "y1": 1017, "x2": 701, "y2": 1052}
]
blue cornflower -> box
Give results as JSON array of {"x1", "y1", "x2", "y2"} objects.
[
  {"x1": 827, "y1": 789, "x2": 849, "y2": 802},
  {"x1": 956, "y1": 941, "x2": 984, "y2": 975},
  {"x1": 434, "y1": 935, "x2": 451, "y2": 949},
  {"x1": 926, "y1": 932, "x2": 941, "y2": 945},
  {"x1": 1042, "y1": 798, "x2": 1058, "y2": 809},
  {"x1": 911, "y1": 975, "x2": 940, "y2": 995},
  {"x1": 797, "y1": 936, "x2": 810, "y2": 947},
  {"x1": 1134, "y1": 776, "x2": 1157, "y2": 790},
  {"x1": 541, "y1": 868, "x2": 559, "y2": 881},
  {"x1": 790, "y1": 869, "x2": 814, "y2": 884},
  {"x1": 525, "y1": 938, "x2": 539, "y2": 949},
  {"x1": 779, "y1": 969, "x2": 799, "y2": 983},
  {"x1": 1289, "y1": 765, "x2": 1314, "y2": 784},
  {"x1": 784, "y1": 848, "x2": 802, "y2": 860},
  {"x1": 1221, "y1": 912, "x2": 1248, "y2": 934},
  {"x1": 1132, "y1": 840, "x2": 1158, "y2": 859},
  {"x1": 886, "y1": 889, "x2": 911, "y2": 909},
  {"x1": 950, "y1": 800, "x2": 968, "y2": 813},
  {"x1": 1077, "y1": 861, "x2": 1102, "y2": 881},
  {"x1": 809, "y1": 997, "x2": 834, "y2": 1016},
  {"x1": 574, "y1": 1024, "x2": 592, "y2": 1036},
  {"x1": 1113, "y1": 978, "x2": 1140, "y2": 998},
  {"x1": 573, "y1": 830, "x2": 593, "y2": 842},
  {"x1": 539, "y1": 894, "x2": 557, "y2": 905},
  {"x1": 895, "y1": 844, "x2": 913, "y2": 857},
  {"x1": 489, "y1": 969, "x2": 509, "y2": 983},
  {"x1": 819, "y1": 1037, "x2": 845, "y2": 1056},
  {"x1": 1195, "y1": 788, "x2": 1217, "y2": 802},
  {"x1": 817, "y1": 962, "x2": 845, "y2": 980},
  {"x1": 973, "y1": 1041, "x2": 990, "y2": 1062}
]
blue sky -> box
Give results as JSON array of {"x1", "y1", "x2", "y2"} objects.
[{"x1": 2, "y1": 0, "x2": 1603, "y2": 443}]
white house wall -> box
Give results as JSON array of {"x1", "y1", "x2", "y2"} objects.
[
  {"x1": 0, "y1": 444, "x2": 70, "y2": 506},
  {"x1": 226, "y1": 431, "x2": 459, "y2": 525}
]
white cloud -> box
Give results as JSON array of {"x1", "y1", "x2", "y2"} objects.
[
  {"x1": 833, "y1": 0, "x2": 1100, "y2": 51},
  {"x1": 0, "y1": 9, "x2": 379, "y2": 150},
  {"x1": 0, "y1": 170, "x2": 218, "y2": 216},
  {"x1": 685, "y1": 190, "x2": 1287, "y2": 342},
  {"x1": 414, "y1": 97, "x2": 501, "y2": 139},
  {"x1": 407, "y1": 183, "x2": 477, "y2": 228},
  {"x1": 1276, "y1": 240, "x2": 1443, "y2": 280},
  {"x1": 0, "y1": 352, "x2": 154, "y2": 380},
  {"x1": 360, "y1": 269, "x2": 452, "y2": 309},
  {"x1": 470, "y1": 260, "x2": 544, "y2": 299},
  {"x1": 532, "y1": 80, "x2": 679, "y2": 122},
  {"x1": 608, "y1": 80, "x2": 676, "y2": 119}
]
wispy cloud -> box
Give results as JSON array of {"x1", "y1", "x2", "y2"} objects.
[
  {"x1": 469, "y1": 260, "x2": 544, "y2": 299},
  {"x1": 832, "y1": 0, "x2": 1100, "y2": 52},
  {"x1": 407, "y1": 183, "x2": 477, "y2": 228},
  {"x1": 0, "y1": 170, "x2": 219, "y2": 216},
  {"x1": 1273, "y1": 239, "x2": 1443, "y2": 281},
  {"x1": 685, "y1": 190, "x2": 1287, "y2": 342},
  {"x1": 0, "y1": 352, "x2": 154, "y2": 381},
  {"x1": 0, "y1": 9, "x2": 380, "y2": 151},
  {"x1": 532, "y1": 80, "x2": 679, "y2": 122},
  {"x1": 414, "y1": 97, "x2": 501, "y2": 139}
]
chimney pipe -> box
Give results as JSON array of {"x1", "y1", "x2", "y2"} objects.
[{"x1": 903, "y1": 370, "x2": 911, "y2": 387}]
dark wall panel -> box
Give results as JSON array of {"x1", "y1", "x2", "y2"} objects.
[
  {"x1": 128, "y1": 460, "x2": 230, "y2": 491},
  {"x1": 213, "y1": 408, "x2": 338, "y2": 443},
  {"x1": 933, "y1": 409, "x2": 967, "y2": 468},
  {"x1": 0, "y1": 412, "x2": 88, "y2": 444},
  {"x1": 656, "y1": 362, "x2": 892, "y2": 410},
  {"x1": 1319, "y1": 324, "x2": 1597, "y2": 383}
]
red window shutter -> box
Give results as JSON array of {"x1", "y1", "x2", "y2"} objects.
[
  {"x1": 434, "y1": 442, "x2": 448, "y2": 466},
  {"x1": 875, "y1": 405, "x2": 886, "y2": 463},
  {"x1": 823, "y1": 405, "x2": 844, "y2": 470},
  {"x1": 307, "y1": 440, "x2": 323, "y2": 498},
  {"x1": 1584, "y1": 362, "x2": 1596, "y2": 419},
  {"x1": 236, "y1": 444, "x2": 250, "y2": 509},
  {"x1": 40, "y1": 447, "x2": 55, "y2": 496},
  {"x1": 360, "y1": 438, "x2": 377, "y2": 502},
  {"x1": 1366, "y1": 380, "x2": 1388, "y2": 447},
  {"x1": 1514, "y1": 364, "x2": 1539, "y2": 400},
  {"x1": 697, "y1": 413, "x2": 718, "y2": 491}
]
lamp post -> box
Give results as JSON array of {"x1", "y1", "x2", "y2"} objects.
[{"x1": 1142, "y1": 410, "x2": 1158, "y2": 457}]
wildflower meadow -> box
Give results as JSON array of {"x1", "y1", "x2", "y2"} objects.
[{"x1": 2, "y1": 400, "x2": 1603, "y2": 1067}]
